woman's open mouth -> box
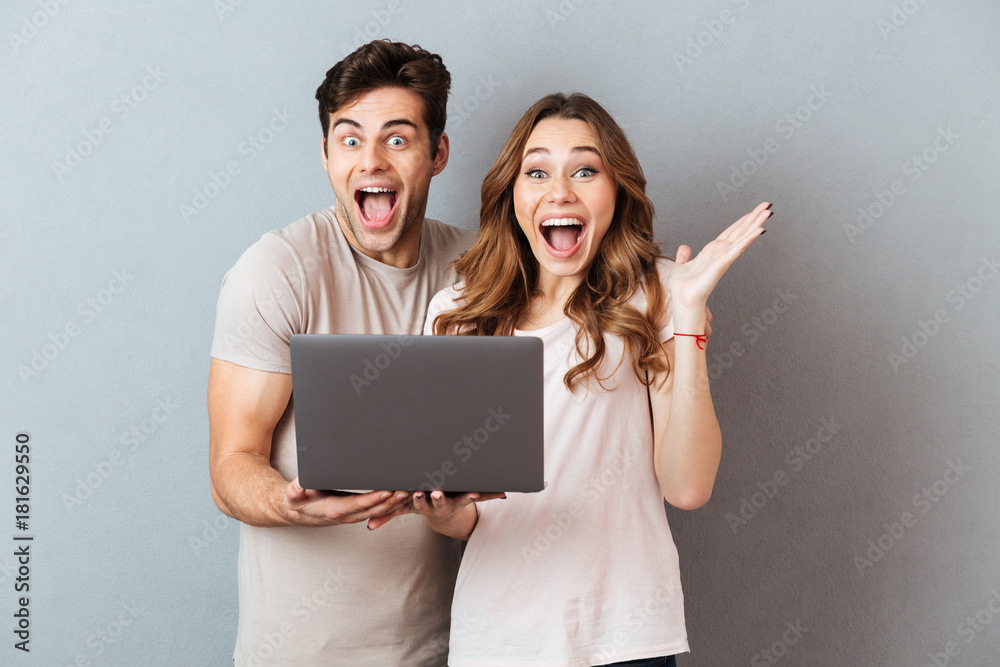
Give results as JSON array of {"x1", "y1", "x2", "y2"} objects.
[
  {"x1": 355, "y1": 186, "x2": 399, "y2": 230},
  {"x1": 539, "y1": 217, "x2": 586, "y2": 257}
]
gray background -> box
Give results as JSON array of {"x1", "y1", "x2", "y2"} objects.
[{"x1": 2, "y1": 1, "x2": 998, "y2": 665}]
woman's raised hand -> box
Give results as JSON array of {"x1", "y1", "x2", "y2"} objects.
[{"x1": 665, "y1": 202, "x2": 772, "y2": 315}]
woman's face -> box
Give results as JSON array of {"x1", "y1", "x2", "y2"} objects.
[{"x1": 513, "y1": 117, "x2": 617, "y2": 284}]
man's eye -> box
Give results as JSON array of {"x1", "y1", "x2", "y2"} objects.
[
  {"x1": 343, "y1": 137, "x2": 360, "y2": 147},
  {"x1": 388, "y1": 136, "x2": 406, "y2": 147},
  {"x1": 525, "y1": 169, "x2": 546, "y2": 179}
]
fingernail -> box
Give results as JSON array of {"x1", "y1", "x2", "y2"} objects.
[
  {"x1": 760, "y1": 229, "x2": 767, "y2": 235},
  {"x1": 766, "y1": 203, "x2": 773, "y2": 210},
  {"x1": 380, "y1": 491, "x2": 392, "y2": 499},
  {"x1": 292, "y1": 479, "x2": 303, "y2": 492},
  {"x1": 396, "y1": 491, "x2": 409, "y2": 500},
  {"x1": 414, "y1": 492, "x2": 423, "y2": 500},
  {"x1": 367, "y1": 522, "x2": 374, "y2": 531},
  {"x1": 500, "y1": 493, "x2": 507, "y2": 499}
]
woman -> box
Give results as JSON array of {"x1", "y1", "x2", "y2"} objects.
[{"x1": 375, "y1": 93, "x2": 771, "y2": 666}]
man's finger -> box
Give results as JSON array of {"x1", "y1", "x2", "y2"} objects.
[{"x1": 354, "y1": 490, "x2": 409, "y2": 515}]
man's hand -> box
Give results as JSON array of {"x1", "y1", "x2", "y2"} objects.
[{"x1": 284, "y1": 478, "x2": 412, "y2": 527}]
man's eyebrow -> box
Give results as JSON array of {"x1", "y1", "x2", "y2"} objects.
[
  {"x1": 331, "y1": 118, "x2": 361, "y2": 131},
  {"x1": 383, "y1": 119, "x2": 418, "y2": 131},
  {"x1": 523, "y1": 146, "x2": 601, "y2": 157},
  {"x1": 330, "y1": 118, "x2": 419, "y2": 132}
]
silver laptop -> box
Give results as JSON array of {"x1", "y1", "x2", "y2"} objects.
[{"x1": 290, "y1": 334, "x2": 544, "y2": 493}]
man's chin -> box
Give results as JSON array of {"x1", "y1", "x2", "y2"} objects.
[{"x1": 349, "y1": 219, "x2": 407, "y2": 255}]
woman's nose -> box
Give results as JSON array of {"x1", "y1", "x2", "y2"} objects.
[{"x1": 545, "y1": 175, "x2": 576, "y2": 204}]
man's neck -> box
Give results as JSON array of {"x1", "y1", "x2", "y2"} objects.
[{"x1": 335, "y1": 212, "x2": 424, "y2": 269}]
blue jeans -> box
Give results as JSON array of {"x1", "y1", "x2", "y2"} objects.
[{"x1": 595, "y1": 656, "x2": 676, "y2": 667}]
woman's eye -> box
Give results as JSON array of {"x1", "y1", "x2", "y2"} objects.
[
  {"x1": 343, "y1": 137, "x2": 360, "y2": 147},
  {"x1": 525, "y1": 169, "x2": 546, "y2": 179},
  {"x1": 574, "y1": 168, "x2": 596, "y2": 178},
  {"x1": 388, "y1": 136, "x2": 406, "y2": 147}
]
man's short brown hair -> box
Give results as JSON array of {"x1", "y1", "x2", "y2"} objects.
[{"x1": 316, "y1": 40, "x2": 451, "y2": 157}]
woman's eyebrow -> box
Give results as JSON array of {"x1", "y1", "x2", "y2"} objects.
[{"x1": 524, "y1": 146, "x2": 600, "y2": 157}]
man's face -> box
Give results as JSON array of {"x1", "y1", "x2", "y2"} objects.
[{"x1": 322, "y1": 86, "x2": 449, "y2": 266}]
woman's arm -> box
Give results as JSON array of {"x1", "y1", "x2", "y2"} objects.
[
  {"x1": 650, "y1": 202, "x2": 772, "y2": 509},
  {"x1": 650, "y1": 321, "x2": 722, "y2": 510}
]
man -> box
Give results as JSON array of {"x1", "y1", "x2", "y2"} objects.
[{"x1": 208, "y1": 40, "x2": 475, "y2": 666}]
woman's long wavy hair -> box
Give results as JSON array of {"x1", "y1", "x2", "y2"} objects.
[{"x1": 434, "y1": 93, "x2": 669, "y2": 389}]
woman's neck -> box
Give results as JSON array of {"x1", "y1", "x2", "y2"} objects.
[{"x1": 518, "y1": 272, "x2": 583, "y2": 330}]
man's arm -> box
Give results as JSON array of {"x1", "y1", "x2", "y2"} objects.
[{"x1": 208, "y1": 358, "x2": 410, "y2": 527}]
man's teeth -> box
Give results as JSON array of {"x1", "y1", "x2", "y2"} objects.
[
  {"x1": 360, "y1": 186, "x2": 395, "y2": 193},
  {"x1": 541, "y1": 218, "x2": 583, "y2": 227}
]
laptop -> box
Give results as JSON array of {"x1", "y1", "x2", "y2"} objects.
[{"x1": 290, "y1": 333, "x2": 545, "y2": 493}]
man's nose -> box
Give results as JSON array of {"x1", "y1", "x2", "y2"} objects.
[{"x1": 359, "y1": 142, "x2": 389, "y2": 173}]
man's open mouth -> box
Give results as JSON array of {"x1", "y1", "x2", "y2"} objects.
[
  {"x1": 540, "y1": 217, "x2": 586, "y2": 256},
  {"x1": 355, "y1": 186, "x2": 398, "y2": 228}
]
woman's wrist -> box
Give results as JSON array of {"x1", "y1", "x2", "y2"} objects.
[{"x1": 671, "y1": 305, "x2": 708, "y2": 336}]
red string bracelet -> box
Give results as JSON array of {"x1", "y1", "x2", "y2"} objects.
[{"x1": 675, "y1": 333, "x2": 707, "y2": 350}]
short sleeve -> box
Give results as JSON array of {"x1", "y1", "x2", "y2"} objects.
[
  {"x1": 422, "y1": 284, "x2": 463, "y2": 336},
  {"x1": 210, "y1": 234, "x2": 304, "y2": 374}
]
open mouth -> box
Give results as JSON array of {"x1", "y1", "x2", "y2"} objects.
[
  {"x1": 355, "y1": 186, "x2": 399, "y2": 229},
  {"x1": 539, "y1": 217, "x2": 586, "y2": 256}
]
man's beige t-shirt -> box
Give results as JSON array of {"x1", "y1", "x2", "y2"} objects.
[{"x1": 211, "y1": 207, "x2": 475, "y2": 666}]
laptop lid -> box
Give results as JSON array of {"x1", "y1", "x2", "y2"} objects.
[{"x1": 290, "y1": 334, "x2": 544, "y2": 493}]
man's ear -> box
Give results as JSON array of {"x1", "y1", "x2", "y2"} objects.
[
  {"x1": 432, "y1": 131, "x2": 450, "y2": 176},
  {"x1": 321, "y1": 136, "x2": 328, "y2": 170}
]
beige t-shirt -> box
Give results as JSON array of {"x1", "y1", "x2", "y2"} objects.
[
  {"x1": 425, "y1": 257, "x2": 689, "y2": 666},
  {"x1": 211, "y1": 207, "x2": 476, "y2": 666}
]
